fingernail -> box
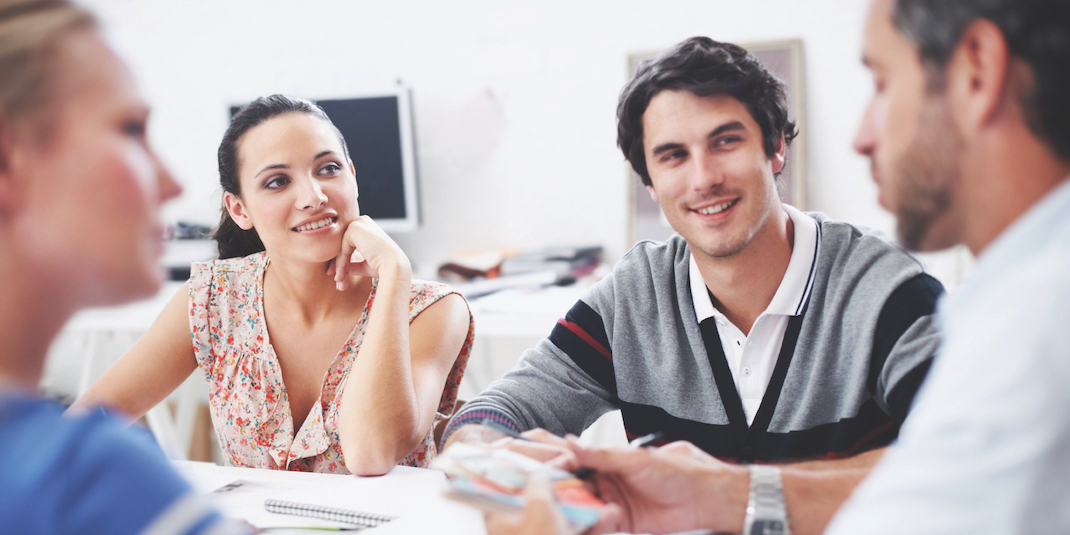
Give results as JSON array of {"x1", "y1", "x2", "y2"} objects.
[{"x1": 336, "y1": 281, "x2": 344, "y2": 291}]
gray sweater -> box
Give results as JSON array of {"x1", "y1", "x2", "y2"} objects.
[{"x1": 446, "y1": 213, "x2": 942, "y2": 462}]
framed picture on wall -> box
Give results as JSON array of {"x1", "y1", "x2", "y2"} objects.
[{"x1": 626, "y1": 39, "x2": 806, "y2": 245}]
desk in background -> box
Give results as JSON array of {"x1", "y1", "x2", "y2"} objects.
[{"x1": 173, "y1": 460, "x2": 484, "y2": 534}]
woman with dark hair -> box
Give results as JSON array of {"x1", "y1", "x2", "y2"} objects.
[
  {"x1": 75, "y1": 94, "x2": 473, "y2": 476},
  {"x1": 0, "y1": 0, "x2": 244, "y2": 532}
]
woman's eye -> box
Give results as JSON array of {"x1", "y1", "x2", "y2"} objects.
[
  {"x1": 264, "y1": 176, "x2": 289, "y2": 189},
  {"x1": 319, "y1": 163, "x2": 342, "y2": 175}
]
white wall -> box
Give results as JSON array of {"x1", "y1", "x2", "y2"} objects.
[{"x1": 82, "y1": 0, "x2": 951, "y2": 277}]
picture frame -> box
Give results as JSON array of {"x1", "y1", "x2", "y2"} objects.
[{"x1": 626, "y1": 39, "x2": 807, "y2": 245}]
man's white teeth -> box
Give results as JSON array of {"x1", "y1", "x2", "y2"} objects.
[
  {"x1": 698, "y1": 200, "x2": 735, "y2": 215},
  {"x1": 294, "y1": 217, "x2": 335, "y2": 232}
]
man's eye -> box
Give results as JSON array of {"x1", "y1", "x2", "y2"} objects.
[
  {"x1": 123, "y1": 121, "x2": 146, "y2": 138},
  {"x1": 715, "y1": 136, "x2": 741, "y2": 147},
  {"x1": 663, "y1": 150, "x2": 686, "y2": 162}
]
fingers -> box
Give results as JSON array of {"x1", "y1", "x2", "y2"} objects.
[
  {"x1": 335, "y1": 216, "x2": 409, "y2": 285},
  {"x1": 566, "y1": 440, "x2": 634, "y2": 479},
  {"x1": 497, "y1": 437, "x2": 573, "y2": 464},
  {"x1": 522, "y1": 428, "x2": 569, "y2": 446},
  {"x1": 334, "y1": 231, "x2": 356, "y2": 291},
  {"x1": 587, "y1": 502, "x2": 625, "y2": 535},
  {"x1": 484, "y1": 473, "x2": 567, "y2": 535},
  {"x1": 524, "y1": 471, "x2": 556, "y2": 502},
  {"x1": 658, "y1": 441, "x2": 724, "y2": 467}
]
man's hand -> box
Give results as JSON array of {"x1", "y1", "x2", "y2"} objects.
[{"x1": 566, "y1": 440, "x2": 749, "y2": 535}]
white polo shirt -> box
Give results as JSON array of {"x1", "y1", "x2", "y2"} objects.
[{"x1": 689, "y1": 204, "x2": 820, "y2": 425}]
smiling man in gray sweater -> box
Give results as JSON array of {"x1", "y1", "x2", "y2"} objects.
[{"x1": 447, "y1": 36, "x2": 943, "y2": 534}]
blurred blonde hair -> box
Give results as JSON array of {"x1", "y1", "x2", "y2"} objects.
[{"x1": 0, "y1": 0, "x2": 94, "y2": 134}]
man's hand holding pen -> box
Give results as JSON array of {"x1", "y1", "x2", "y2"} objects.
[{"x1": 478, "y1": 421, "x2": 750, "y2": 535}]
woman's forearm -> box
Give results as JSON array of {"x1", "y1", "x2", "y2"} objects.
[{"x1": 336, "y1": 272, "x2": 423, "y2": 475}]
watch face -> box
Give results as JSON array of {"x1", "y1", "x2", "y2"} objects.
[{"x1": 752, "y1": 519, "x2": 788, "y2": 535}]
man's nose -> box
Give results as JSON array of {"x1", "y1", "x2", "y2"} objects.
[
  {"x1": 690, "y1": 151, "x2": 726, "y2": 192},
  {"x1": 854, "y1": 100, "x2": 878, "y2": 157}
]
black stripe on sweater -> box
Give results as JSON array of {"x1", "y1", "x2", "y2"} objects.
[
  {"x1": 868, "y1": 272, "x2": 943, "y2": 411},
  {"x1": 548, "y1": 300, "x2": 617, "y2": 396},
  {"x1": 619, "y1": 397, "x2": 899, "y2": 463}
]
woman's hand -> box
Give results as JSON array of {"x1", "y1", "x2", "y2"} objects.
[{"x1": 330, "y1": 215, "x2": 411, "y2": 290}]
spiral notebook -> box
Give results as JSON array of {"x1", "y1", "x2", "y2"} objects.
[{"x1": 264, "y1": 499, "x2": 396, "y2": 529}]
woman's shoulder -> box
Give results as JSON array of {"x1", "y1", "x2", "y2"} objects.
[
  {"x1": 407, "y1": 279, "x2": 466, "y2": 315},
  {"x1": 189, "y1": 252, "x2": 267, "y2": 296},
  {"x1": 410, "y1": 279, "x2": 460, "y2": 301}
]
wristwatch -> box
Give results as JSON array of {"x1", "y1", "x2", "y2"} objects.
[{"x1": 743, "y1": 464, "x2": 791, "y2": 535}]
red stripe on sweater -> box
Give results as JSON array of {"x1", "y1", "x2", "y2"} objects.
[{"x1": 557, "y1": 318, "x2": 612, "y2": 360}]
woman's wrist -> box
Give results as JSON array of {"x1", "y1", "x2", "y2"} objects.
[{"x1": 375, "y1": 260, "x2": 412, "y2": 284}]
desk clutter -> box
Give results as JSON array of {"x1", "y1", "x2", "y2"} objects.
[{"x1": 437, "y1": 245, "x2": 604, "y2": 299}]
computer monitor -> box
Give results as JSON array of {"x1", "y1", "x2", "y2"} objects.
[{"x1": 230, "y1": 87, "x2": 421, "y2": 232}]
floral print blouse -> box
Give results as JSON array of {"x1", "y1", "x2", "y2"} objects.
[{"x1": 188, "y1": 252, "x2": 473, "y2": 473}]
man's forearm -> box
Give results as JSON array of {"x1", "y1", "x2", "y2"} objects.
[
  {"x1": 779, "y1": 466, "x2": 872, "y2": 535},
  {"x1": 765, "y1": 449, "x2": 884, "y2": 535},
  {"x1": 716, "y1": 449, "x2": 884, "y2": 535}
]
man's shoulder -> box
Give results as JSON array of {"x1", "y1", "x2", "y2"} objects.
[
  {"x1": 0, "y1": 396, "x2": 207, "y2": 534},
  {"x1": 809, "y1": 213, "x2": 926, "y2": 279},
  {"x1": 613, "y1": 235, "x2": 689, "y2": 279}
]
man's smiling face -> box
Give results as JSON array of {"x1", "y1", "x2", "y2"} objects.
[{"x1": 642, "y1": 90, "x2": 784, "y2": 261}]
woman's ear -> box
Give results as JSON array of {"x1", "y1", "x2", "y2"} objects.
[{"x1": 223, "y1": 191, "x2": 254, "y2": 230}]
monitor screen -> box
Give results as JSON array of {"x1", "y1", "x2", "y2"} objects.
[{"x1": 229, "y1": 88, "x2": 420, "y2": 232}]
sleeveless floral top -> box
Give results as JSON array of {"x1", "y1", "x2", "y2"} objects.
[{"x1": 188, "y1": 252, "x2": 473, "y2": 473}]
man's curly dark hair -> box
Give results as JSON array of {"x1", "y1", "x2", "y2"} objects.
[{"x1": 616, "y1": 36, "x2": 799, "y2": 187}]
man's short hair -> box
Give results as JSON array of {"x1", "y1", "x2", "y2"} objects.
[
  {"x1": 616, "y1": 36, "x2": 799, "y2": 187},
  {"x1": 893, "y1": 0, "x2": 1070, "y2": 160}
]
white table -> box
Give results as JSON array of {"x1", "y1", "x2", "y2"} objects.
[{"x1": 173, "y1": 460, "x2": 485, "y2": 534}]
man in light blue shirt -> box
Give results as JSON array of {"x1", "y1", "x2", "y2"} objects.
[{"x1": 829, "y1": 0, "x2": 1070, "y2": 532}]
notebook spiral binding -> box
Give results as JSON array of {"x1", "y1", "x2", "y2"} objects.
[{"x1": 264, "y1": 498, "x2": 396, "y2": 527}]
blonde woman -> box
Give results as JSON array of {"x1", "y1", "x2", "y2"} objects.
[{"x1": 0, "y1": 0, "x2": 244, "y2": 532}]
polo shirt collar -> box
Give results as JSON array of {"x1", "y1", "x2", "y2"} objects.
[{"x1": 690, "y1": 204, "x2": 820, "y2": 323}]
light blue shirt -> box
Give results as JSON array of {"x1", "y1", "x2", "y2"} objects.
[
  {"x1": 0, "y1": 393, "x2": 249, "y2": 535},
  {"x1": 827, "y1": 178, "x2": 1070, "y2": 534}
]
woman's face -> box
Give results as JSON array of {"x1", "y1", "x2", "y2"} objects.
[
  {"x1": 225, "y1": 112, "x2": 359, "y2": 264},
  {"x1": 7, "y1": 29, "x2": 180, "y2": 306}
]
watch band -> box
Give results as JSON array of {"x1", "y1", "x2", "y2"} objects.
[{"x1": 743, "y1": 464, "x2": 791, "y2": 535}]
